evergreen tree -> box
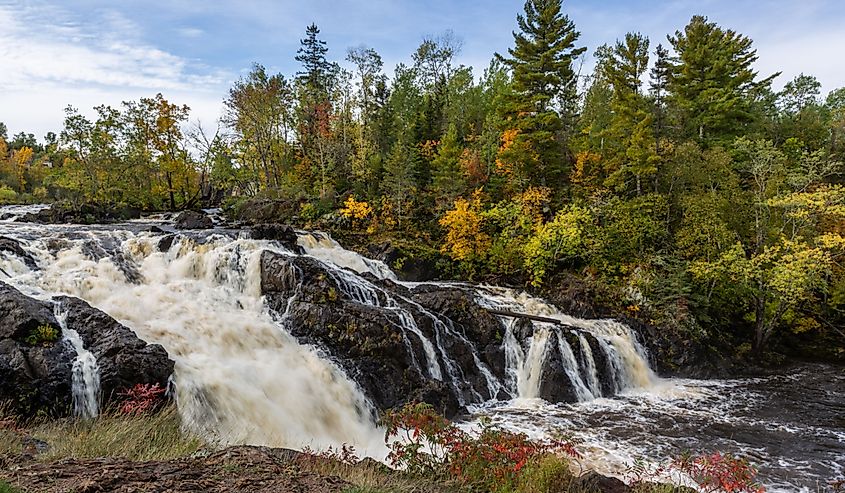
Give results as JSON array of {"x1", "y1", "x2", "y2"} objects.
[
  {"x1": 497, "y1": 0, "x2": 586, "y2": 189},
  {"x1": 431, "y1": 123, "x2": 466, "y2": 208},
  {"x1": 667, "y1": 16, "x2": 777, "y2": 142}
]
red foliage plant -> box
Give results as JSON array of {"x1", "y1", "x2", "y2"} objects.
[
  {"x1": 118, "y1": 383, "x2": 166, "y2": 415},
  {"x1": 672, "y1": 451, "x2": 765, "y2": 493},
  {"x1": 381, "y1": 402, "x2": 580, "y2": 491}
]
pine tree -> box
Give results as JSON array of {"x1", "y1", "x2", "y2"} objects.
[
  {"x1": 431, "y1": 123, "x2": 466, "y2": 208},
  {"x1": 603, "y1": 33, "x2": 659, "y2": 195},
  {"x1": 296, "y1": 24, "x2": 336, "y2": 96},
  {"x1": 497, "y1": 0, "x2": 586, "y2": 189},
  {"x1": 667, "y1": 16, "x2": 777, "y2": 142}
]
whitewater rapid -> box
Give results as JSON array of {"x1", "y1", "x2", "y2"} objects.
[{"x1": 1, "y1": 208, "x2": 843, "y2": 491}]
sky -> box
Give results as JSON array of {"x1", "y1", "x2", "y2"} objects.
[{"x1": 1, "y1": 0, "x2": 844, "y2": 140}]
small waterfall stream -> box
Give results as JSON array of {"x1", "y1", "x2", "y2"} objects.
[{"x1": 55, "y1": 305, "x2": 101, "y2": 419}]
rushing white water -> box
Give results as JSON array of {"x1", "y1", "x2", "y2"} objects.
[
  {"x1": 54, "y1": 306, "x2": 101, "y2": 419},
  {"x1": 298, "y1": 232, "x2": 397, "y2": 280},
  {"x1": 0, "y1": 225, "x2": 386, "y2": 455},
  {"x1": 0, "y1": 204, "x2": 50, "y2": 222},
  {"x1": 475, "y1": 286, "x2": 657, "y2": 400},
  {"x1": 2, "y1": 209, "x2": 841, "y2": 492}
]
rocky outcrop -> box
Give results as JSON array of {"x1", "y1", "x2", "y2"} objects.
[
  {"x1": 174, "y1": 211, "x2": 213, "y2": 230},
  {"x1": 260, "y1": 251, "x2": 462, "y2": 417},
  {"x1": 226, "y1": 198, "x2": 302, "y2": 226},
  {"x1": 19, "y1": 203, "x2": 141, "y2": 225},
  {"x1": 0, "y1": 281, "x2": 174, "y2": 417},
  {"x1": 0, "y1": 282, "x2": 73, "y2": 416},
  {"x1": 0, "y1": 236, "x2": 37, "y2": 269},
  {"x1": 55, "y1": 296, "x2": 174, "y2": 402},
  {"x1": 248, "y1": 224, "x2": 303, "y2": 253}
]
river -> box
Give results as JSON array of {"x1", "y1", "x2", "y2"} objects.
[{"x1": 1, "y1": 206, "x2": 842, "y2": 492}]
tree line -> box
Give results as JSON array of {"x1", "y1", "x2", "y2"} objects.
[{"x1": 1, "y1": 0, "x2": 844, "y2": 356}]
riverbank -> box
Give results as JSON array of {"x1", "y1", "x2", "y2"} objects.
[{"x1": 0, "y1": 405, "x2": 693, "y2": 493}]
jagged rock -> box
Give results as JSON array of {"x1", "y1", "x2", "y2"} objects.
[
  {"x1": 55, "y1": 296, "x2": 174, "y2": 401},
  {"x1": 249, "y1": 224, "x2": 303, "y2": 253},
  {"x1": 0, "y1": 282, "x2": 73, "y2": 416},
  {"x1": 570, "y1": 471, "x2": 632, "y2": 493},
  {"x1": 157, "y1": 234, "x2": 177, "y2": 252},
  {"x1": 366, "y1": 242, "x2": 441, "y2": 282},
  {"x1": 0, "y1": 236, "x2": 37, "y2": 269},
  {"x1": 227, "y1": 198, "x2": 302, "y2": 226},
  {"x1": 19, "y1": 203, "x2": 141, "y2": 225},
  {"x1": 174, "y1": 211, "x2": 213, "y2": 230},
  {"x1": 260, "y1": 251, "x2": 461, "y2": 417},
  {"x1": 0, "y1": 281, "x2": 174, "y2": 417}
]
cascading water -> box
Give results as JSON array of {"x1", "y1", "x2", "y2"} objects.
[
  {"x1": 474, "y1": 286, "x2": 657, "y2": 401},
  {"x1": 54, "y1": 306, "x2": 101, "y2": 419},
  {"x1": 0, "y1": 224, "x2": 385, "y2": 454},
  {"x1": 2, "y1": 209, "x2": 842, "y2": 492}
]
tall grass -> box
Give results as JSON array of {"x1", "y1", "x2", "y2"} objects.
[{"x1": 1, "y1": 405, "x2": 203, "y2": 462}]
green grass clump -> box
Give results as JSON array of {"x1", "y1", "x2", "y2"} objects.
[
  {"x1": 30, "y1": 406, "x2": 203, "y2": 462},
  {"x1": 0, "y1": 481, "x2": 24, "y2": 493},
  {"x1": 515, "y1": 454, "x2": 575, "y2": 493}
]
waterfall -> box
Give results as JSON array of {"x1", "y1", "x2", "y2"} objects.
[
  {"x1": 54, "y1": 305, "x2": 101, "y2": 419},
  {"x1": 578, "y1": 333, "x2": 602, "y2": 398},
  {"x1": 475, "y1": 286, "x2": 657, "y2": 400},
  {"x1": 1, "y1": 228, "x2": 386, "y2": 454}
]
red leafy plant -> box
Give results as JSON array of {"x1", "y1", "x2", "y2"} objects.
[
  {"x1": 118, "y1": 383, "x2": 166, "y2": 415},
  {"x1": 672, "y1": 451, "x2": 764, "y2": 493},
  {"x1": 300, "y1": 443, "x2": 360, "y2": 466},
  {"x1": 381, "y1": 402, "x2": 580, "y2": 492}
]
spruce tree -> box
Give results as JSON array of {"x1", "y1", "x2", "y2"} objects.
[{"x1": 497, "y1": 0, "x2": 586, "y2": 189}]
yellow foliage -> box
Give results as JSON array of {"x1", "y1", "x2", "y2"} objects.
[
  {"x1": 571, "y1": 151, "x2": 603, "y2": 188},
  {"x1": 340, "y1": 196, "x2": 373, "y2": 221},
  {"x1": 516, "y1": 186, "x2": 551, "y2": 226},
  {"x1": 419, "y1": 140, "x2": 439, "y2": 161},
  {"x1": 439, "y1": 190, "x2": 490, "y2": 261}
]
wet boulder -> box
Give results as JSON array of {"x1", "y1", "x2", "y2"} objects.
[
  {"x1": 174, "y1": 210, "x2": 213, "y2": 230},
  {"x1": 249, "y1": 224, "x2": 303, "y2": 253},
  {"x1": 260, "y1": 251, "x2": 460, "y2": 417},
  {"x1": 0, "y1": 281, "x2": 73, "y2": 417},
  {"x1": 0, "y1": 236, "x2": 38, "y2": 269},
  {"x1": 55, "y1": 296, "x2": 174, "y2": 402}
]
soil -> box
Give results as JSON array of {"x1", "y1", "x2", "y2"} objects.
[{"x1": 1, "y1": 446, "x2": 355, "y2": 493}]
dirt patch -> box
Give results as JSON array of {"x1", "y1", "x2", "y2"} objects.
[{"x1": 1, "y1": 446, "x2": 354, "y2": 493}]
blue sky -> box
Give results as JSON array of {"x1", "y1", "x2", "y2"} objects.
[{"x1": 2, "y1": 0, "x2": 844, "y2": 139}]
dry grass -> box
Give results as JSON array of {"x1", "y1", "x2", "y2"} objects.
[
  {"x1": 298, "y1": 456, "x2": 452, "y2": 493},
  {"x1": 0, "y1": 405, "x2": 204, "y2": 462}
]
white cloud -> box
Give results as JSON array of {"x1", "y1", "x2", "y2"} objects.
[{"x1": 0, "y1": 1, "x2": 230, "y2": 137}]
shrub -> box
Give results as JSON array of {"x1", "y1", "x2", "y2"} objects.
[
  {"x1": 672, "y1": 452, "x2": 764, "y2": 493},
  {"x1": 118, "y1": 383, "x2": 166, "y2": 415},
  {"x1": 24, "y1": 324, "x2": 59, "y2": 346},
  {"x1": 0, "y1": 185, "x2": 17, "y2": 205},
  {"x1": 381, "y1": 402, "x2": 580, "y2": 492}
]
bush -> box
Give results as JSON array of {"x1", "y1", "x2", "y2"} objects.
[
  {"x1": 381, "y1": 402, "x2": 580, "y2": 492},
  {"x1": 0, "y1": 185, "x2": 17, "y2": 205},
  {"x1": 672, "y1": 452, "x2": 763, "y2": 493},
  {"x1": 24, "y1": 324, "x2": 59, "y2": 346},
  {"x1": 118, "y1": 383, "x2": 166, "y2": 415}
]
